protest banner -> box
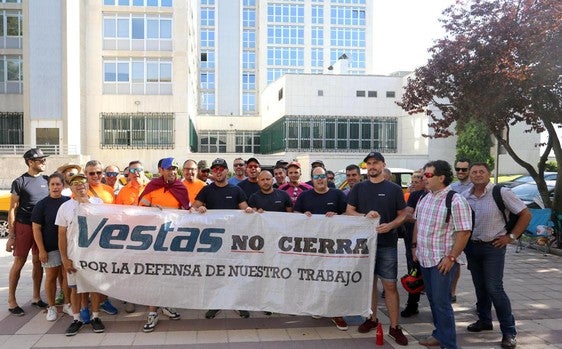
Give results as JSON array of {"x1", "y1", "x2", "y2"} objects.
[{"x1": 68, "y1": 204, "x2": 378, "y2": 317}]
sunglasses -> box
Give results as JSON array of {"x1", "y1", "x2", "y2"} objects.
[
  {"x1": 313, "y1": 174, "x2": 327, "y2": 180},
  {"x1": 129, "y1": 167, "x2": 143, "y2": 174},
  {"x1": 88, "y1": 171, "x2": 103, "y2": 176},
  {"x1": 105, "y1": 172, "x2": 119, "y2": 177},
  {"x1": 424, "y1": 172, "x2": 436, "y2": 178},
  {"x1": 455, "y1": 167, "x2": 468, "y2": 172},
  {"x1": 212, "y1": 166, "x2": 225, "y2": 173},
  {"x1": 70, "y1": 178, "x2": 87, "y2": 186},
  {"x1": 33, "y1": 158, "x2": 47, "y2": 163},
  {"x1": 233, "y1": 163, "x2": 245, "y2": 167}
]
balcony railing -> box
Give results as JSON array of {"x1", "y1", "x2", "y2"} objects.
[{"x1": 0, "y1": 144, "x2": 79, "y2": 156}]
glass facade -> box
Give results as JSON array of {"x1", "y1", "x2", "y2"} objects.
[
  {"x1": 0, "y1": 54, "x2": 22, "y2": 93},
  {"x1": 260, "y1": 116, "x2": 397, "y2": 154},
  {"x1": 103, "y1": 58, "x2": 172, "y2": 95},
  {"x1": 103, "y1": 14, "x2": 172, "y2": 51},
  {"x1": 0, "y1": 9, "x2": 23, "y2": 49}
]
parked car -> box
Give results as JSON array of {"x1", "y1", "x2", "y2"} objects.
[
  {"x1": 334, "y1": 167, "x2": 414, "y2": 192},
  {"x1": 499, "y1": 172, "x2": 557, "y2": 188},
  {"x1": 0, "y1": 190, "x2": 10, "y2": 237},
  {"x1": 510, "y1": 180, "x2": 556, "y2": 208}
]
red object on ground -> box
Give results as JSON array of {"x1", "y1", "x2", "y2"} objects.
[{"x1": 376, "y1": 322, "x2": 384, "y2": 345}]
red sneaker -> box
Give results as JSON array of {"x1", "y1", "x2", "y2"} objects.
[
  {"x1": 357, "y1": 317, "x2": 378, "y2": 333},
  {"x1": 331, "y1": 317, "x2": 348, "y2": 331}
]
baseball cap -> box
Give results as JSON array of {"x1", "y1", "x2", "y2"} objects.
[
  {"x1": 246, "y1": 157, "x2": 260, "y2": 165},
  {"x1": 211, "y1": 158, "x2": 228, "y2": 169},
  {"x1": 287, "y1": 161, "x2": 301, "y2": 169},
  {"x1": 57, "y1": 163, "x2": 82, "y2": 174},
  {"x1": 69, "y1": 173, "x2": 87, "y2": 182},
  {"x1": 311, "y1": 160, "x2": 325, "y2": 168},
  {"x1": 363, "y1": 151, "x2": 385, "y2": 163},
  {"x1": 275, "y1": 159, "x2": 288, "y2": 167},
  {"x1": 159, "y1": 157, "x2": 179, "y2": 170},
  {"x1": 23, "y1": 148, "x2": 49, "y2": 160},
  {"x1": 197, "y1": 160, "x2": 209, "y2": 171}
]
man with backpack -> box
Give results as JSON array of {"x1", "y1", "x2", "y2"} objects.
[
  {"x1": 412, "y1": 160, "x2": 473, "y2": 349},
  {"x1": 463, "y1": 162, "x2": 531, "y2": 349}
]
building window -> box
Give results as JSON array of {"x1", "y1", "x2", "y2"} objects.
[
  {"x1": 331, "y1": 6, "x2": 366, "y2": 26},
  {"x1": 100, "y1": 112, "x2": 174, "y2": 149},
  {"x1": 242, "y1": 51, "x2": 255, "y2": 69},
  {"x1": 235, "y1": 131, "x2": 260, "y2": 153},
  {"x1": 198, "y1": 130, "x2": 226, "y2": 153},
  {"x1": 0, "y1": 112, "x2": 23, "y2": 144},
  {"x1": 242, "y1": 93, "x2": 255, "y2": 112},
  {"x1": 103, "y1": 58, "x2": 172, "y2": 95},
  {"x1": 243, "y1": 29, "x2": 256, "y2": 48},
  {"x1": 201, "y1": 7, "x2": 215, "y2": 26},
  {"x1": 200, "y1": 29, "x2": 215, "y2": 47},
  {"x1": 330, "y1": 27, "x2": 365, "y2": 47},
  {"x1": 201, "y1": 50, "x2": 215, "y2": 69},
  {"x1": 386, "y1": 91, "x2": 395, "y2": 98},
  {"x1": 104, "y1": 0, "x2": 173, "y2": 6},
  {"x1": 267, "y1": 4, "x2": 304, "y2": 23},
  {"x1": 103, "y1": 14, "x2": 172, "y2": 51},
  {"x1": 311, "y1": 27, "x2": 323, "y2": 46},
  {"x1": 330, "y1": 49, "x2": 365, "y2": 70},
  {"x1": 267, "y1": 47, "x2": 304, "y2": 66},
  {"x1": 0, "y1": 55, "x2": 23, "y2": 94},
  {"x1": 243, "y1": 8, "x2": 255, "y2": 27},
  {"x1": 201, "y1": 92, "x2": 215, "y2": 113},
  {"x1": 356, "y1": 90, "x2": 365, "y2": 97},
  {"x1": 267, "y1": 68, "x2": 303, "y2": 83},
  {"x1": 0, "y1": 10, "x2": 23, "y2": 49},
  {"x1": 267, "y1": 25, "x2": 304, "y2": 45},
  {"x1": 242, "y1": 73, "x2": 255, "y2": 90},
  {"x1": 368, "y1": 90, "x2": 377, "y2": 97},
  {"x1": 200, "y1": 72, "x2": 215, "y2": 89}
]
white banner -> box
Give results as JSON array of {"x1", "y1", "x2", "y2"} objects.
[{"x1": 68, "y1": 204, "x2": 378, "y2": 317}]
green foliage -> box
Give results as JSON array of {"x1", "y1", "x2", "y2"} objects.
[
  {"x1": 456, "y1": 118, "x2": 494, "y2": 168},
  {"x1": 545, "y1": 161, "x2": 557, "y2": 172}
]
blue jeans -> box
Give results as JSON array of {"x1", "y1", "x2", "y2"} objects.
[
  {"x1": 465, "y1": 241, "x2": 516, "y2": 336},
  {"x1": 421, "y1": 263, "x2": 458, "y2": 349}
]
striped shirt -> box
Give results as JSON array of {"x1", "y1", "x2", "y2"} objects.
[
  {"x1": 463, "y1": 182, "x2": 527, "y2": 241},
  {"x1": 415, "y1": 186, "x2": 473, "y2": 268}
]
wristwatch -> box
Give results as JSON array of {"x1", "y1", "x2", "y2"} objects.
[
  {"x1": 508, "y1": 233, "x2": 516, "y2": 241},
  {"x1": 446, "y1": 255, "x2": 456, "y2": 263}
]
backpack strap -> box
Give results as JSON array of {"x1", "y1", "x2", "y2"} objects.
[
  {"x1": 445, "y1": 190, "x2": 457, "y2": 223},
  {"x1": 492, "y1": 185, "x2": 508, "y2": 225}
]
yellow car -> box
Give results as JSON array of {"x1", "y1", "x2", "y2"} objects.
[{"x1": 0, "y1": 190, "x2": 10, "y2": 237}]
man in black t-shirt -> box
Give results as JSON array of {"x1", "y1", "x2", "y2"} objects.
[
  {"x1": 6, "y1": 148, "x2": 50, "y2": 316},
  {"x1": 237, "y1": 157, "x2": 261, "y2": 197},
  {"x1": 346, "y1": 151, "x2": 408, "y2": 346},
  {"x1": 247, "y1": 171, "x2": 292, "y2": 213},
  {"x1": 192, "y1": 158, "x2": 249, "y2": 320}
]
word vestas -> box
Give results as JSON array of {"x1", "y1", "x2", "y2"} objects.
[{"x1": 77, "y1": 216, "x2": 224, "y2": 252}]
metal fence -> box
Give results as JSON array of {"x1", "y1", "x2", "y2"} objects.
[{"x1": 0, "y1": 144, "x2": 78, "y2": 156}]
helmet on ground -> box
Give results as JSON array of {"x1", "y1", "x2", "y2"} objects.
[{"x1": 400, "y1": 269, "x2": 424, "y2": 294}]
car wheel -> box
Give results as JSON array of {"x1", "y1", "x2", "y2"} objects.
[{"x1": 0, "y1": 220, "x2": 8, "y2": 238}]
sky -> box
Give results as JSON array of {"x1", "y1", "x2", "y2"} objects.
[{"x1": 371, "y1": 0, "x2": 453, "y2": 75}]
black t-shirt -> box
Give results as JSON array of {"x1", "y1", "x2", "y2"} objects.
[
  {"x1": 237, "y1": 179, "x2": 260, "y2": 198},
  {"x1": 195, "y1": 183, "x2": 247, "y2": 209},
  {"x1": 347, "y1": 180, "x2": 406, "y2": 247},
  {"x1": 248, "y1": 189, "x2": 293, "y2": 212},
  {"x1": 31, "y1": 195, "x2": 70, "y2": 252},
  {"x1": 11, "y1": 173, "x2": 49, "y2": 224},
  {"x1": 404, "y1": 189, "x2": 428, "y2": 234},
  {"x1": 294, "y1": 188, "x2": 347, "y2": 215},
  {"x1": 305, "y1": 180, "x2": 336, "y2": 189}
]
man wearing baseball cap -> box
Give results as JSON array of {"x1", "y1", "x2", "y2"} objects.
[
  {"x1": 57, "y1": 163, "x2": 82, "y2": 197},
  {"x1": 278, "y1": 161, "x2": 312, "y2": 205},
  {"x1": 346, "y1": 151, "x2": 409, "y2": 346},
  {"x1": 6, "y1": 148, "x2": 50, "y2": 316},
  {"x1": 192, "y1": 158, "x2": 250, "y2": 319}
]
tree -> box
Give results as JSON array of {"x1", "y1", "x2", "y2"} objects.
[
  {"x1": 399, "y1": 0, "x2": 561, "y2": 211},
  {"x1": 456, "y1": 118, "x2": 494, "y2": 168}
]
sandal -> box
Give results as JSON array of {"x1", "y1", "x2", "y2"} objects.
[{"x1": 9, "y1": 306, "x2": 25, "y2": 316}]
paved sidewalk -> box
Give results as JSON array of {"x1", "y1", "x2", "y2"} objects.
[{"x1": 1, "y1": 237, "x2": 561, "y2": 349}]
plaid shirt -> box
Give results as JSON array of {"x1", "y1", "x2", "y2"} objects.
[
  {"x1": 415, "y1": 186, "x2": 473, "y2": 268},
  {"x1": 463, "y1": 182, "x2": 527, "y2": 241}
]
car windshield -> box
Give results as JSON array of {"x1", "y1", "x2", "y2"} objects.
[{"x1": 511, "y1": 184, "x2": 539, "y2": 201}]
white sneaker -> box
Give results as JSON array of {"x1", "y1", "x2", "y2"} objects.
[
  {"x1": 161, "y1": 307, "x2": 180, "y2": 320},
  {"x1": 143, "y1": 312, "x2": 158, "y2": 332},
  {"x1": 46, "y1": 306, "x2": 58, "y2": 321},
  {"x1": 63, "y1": 303, "x2": 73, "y2": 316}
]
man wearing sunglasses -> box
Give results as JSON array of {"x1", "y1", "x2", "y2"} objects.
[
  {"x1": 6, "y1": 148, "x2": 50, "y2": 316},
  {"x1": 192, "y1": 158, "x2": 250, "y2": 320},
  {"x1": 228, "y1": 158, "x2": 246, "y2": 186},
  {"x1": 237, "y1": 157, "x2": 261, "y2": 197},
  {"x1": 84, "y1": 160, "x2": 115, "y2": 204},
  {"x1": 450, "y1": 158, "x2": 473, "y2": 194},
  {"x1": 57, "y1": 163, "x2": 81, "y2": 197},
  {"x1": 115, "y1": 161, "x2": 148, "y2": 206},
  {"x1": 138, "y1": 157, "x2": 189, "y2": 332},
  {"x1": 293, "y1": 166, "x2": 348, "y2": 331},
  {"x1": 103, "y1": 165, "x2": 123, "y2": 196},
  {"x1": 56, "y1": 173, "x2": 106, "y2": 336},
  {"x1": 182, "y1": 159, "x2": 206, "y2": 204},
  {"x1": 412, "y1": 160, "x2": 473, "y2": 348}
]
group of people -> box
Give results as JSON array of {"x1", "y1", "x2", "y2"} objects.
[{"x1": 5, "y1": 148, "x2": 530, "y2": 348}]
